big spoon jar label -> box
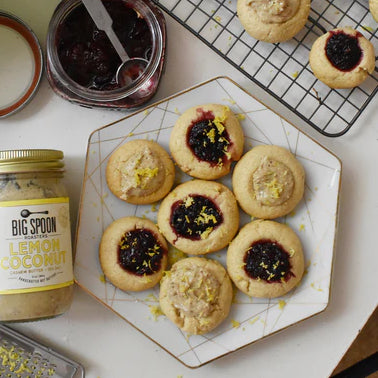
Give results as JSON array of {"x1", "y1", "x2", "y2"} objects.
[{"x1": 0, "y1": 197, "x2": 73, "y2": 293}]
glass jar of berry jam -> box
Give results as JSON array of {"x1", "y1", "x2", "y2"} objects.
[{"x1": 46, "y1": 0, "x2": 166, "y2": 110}]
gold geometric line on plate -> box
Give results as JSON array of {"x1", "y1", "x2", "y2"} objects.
[
  {"x1": 262, "y1": 298, "x2": 271, "y2": 336},
  {"x1": 175, "y1": 303, "x2": 278, "y2": 357},
  {"x1": 176, "y1": 328, "x2": 202, "y2": 365},
  {"x1": 154, "y1": 99, "x2": 170, "y2": 143},
  {"x1": 90, "y1": 123, "x2": 175, "y2": 146}
]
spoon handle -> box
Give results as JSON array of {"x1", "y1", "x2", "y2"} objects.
[{"x1": 81, "y1": 0, "x2": 130, "y2": 62}]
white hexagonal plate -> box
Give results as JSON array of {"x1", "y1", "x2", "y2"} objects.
[{"x1": 74, "y1": 77, "x2": 341, "y2": 368}]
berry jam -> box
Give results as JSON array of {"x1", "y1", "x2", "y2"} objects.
[
  {"x1": 117, "y1": 229, "x2": 166, "y2": 276},
  {"x1": 243, "y1": 239, "x2": 294, "y2": 283},
  {"x1": 57, "y1": 0, "x2": 152, "y2": 90},
  {"x1": 170, "y1": 195, "x2": 223, "y2": 240},
  {"x1": 325, "y1": 31, "x2": 362, "y2": 71},
  {"x1": 187, "y1": 119, "x2": 231, "y2": 165}
]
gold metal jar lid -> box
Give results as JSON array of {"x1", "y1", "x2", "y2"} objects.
[{"x1": 0, "y1": 149, "x2": 65, "y2": 173}]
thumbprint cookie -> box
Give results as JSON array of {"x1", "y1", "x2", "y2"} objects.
[
  {"x1": 106, "y1": 139, "x2": 175, "y2": 204},
  {"x1": 227, "y1": 220, "x2": 304, "y2": 298},
  {"x1": 169, "y1": 104, "x2": 244, "y2": 179},
  {"x1": 232, "y1": 145, "x2": 305, "y2": 219},
  {"x1": 99, "y1": 217, "x2": 168, "y2": 291},
  {"x1": 157, "y1": 180, "x2": 239, "y2": 255},
  {"x1": 160, "y1": 257, "x2": 233, "y2": 334}
]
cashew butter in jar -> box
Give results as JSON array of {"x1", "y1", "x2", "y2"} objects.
[{"x1": 0, "y1": 150, "x2": 74, "y2": 322}]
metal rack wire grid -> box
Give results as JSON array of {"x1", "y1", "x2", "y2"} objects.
[{"x1": 152, "y1": 0, "x2": 378, "y2": 137}]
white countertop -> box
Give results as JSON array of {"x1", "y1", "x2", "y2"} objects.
[{"x1": 0, "y1": 2, "x2": 377, "y2": 377}]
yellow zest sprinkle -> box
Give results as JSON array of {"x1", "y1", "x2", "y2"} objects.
[
  {"x1": 231, "y1": 319, "x2": 240, "y2": 328},
  {"x1": 144, "y1": 110, "x2": 149, "y2": 115},
  {"x1": 174, "y1": 107, "x2": 180, "y2": 114},
  {"x1": 223, "y1": 98, "x2": 236, "y2": 104},
  {"x1": 362, "y1": 25, "x2": 374, "y2": 32},
  {"x1": 200, "y1": 227, "x2": 213, "y2": 239},
  {"x1": 144, "y1": 293, "x2": 158, "y2": 302},
  {"x1": 299, "y1": 224, "x2": 305, "y2": 231},
  {"x1": 184, "y1": 196, "x2": 194, "y2": 207},
  {"x1": 151, "y1": 203, "x2": 158, "y2": 212},
  {"x1": 310, "y1": 283, "x2": 323, "y2": 292},
  {"x1": 215, "y1": 15, "x2": 221, "y2": 22},
  {"x1": 149, "y1": 305, "x2": 164, "y2": 320},
  {"x1": 236, "y1": 113, "x2": 246, "y2": 120},
  {"x1": 278, "y1": 300, "x2": 286, "y2": 310},
  {"x1": 207, "y1": 128, "x2": 216, "y2": 143},
  {"x1": 249, "y1": 316, "x2": 259, "y2": 325},
  {"x1": 291, "y1": 71, "x2": 299, "y2": 78},
  {"x1": 99, "y1": 274, "x2": 106, "y2": 283},
  {"x1": 128, "y1": 132, "x2": 134, "y2": 137},
  {"x1": 289, "y1": 248, "x2": 295, "y2": 257},
  {"x1": 134, "y1": 167, "x2": 159, "y2": 187}
]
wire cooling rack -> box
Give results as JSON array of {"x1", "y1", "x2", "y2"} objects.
[{"x1": 152, "y1": 0, "x2": 378, "y2": 137}]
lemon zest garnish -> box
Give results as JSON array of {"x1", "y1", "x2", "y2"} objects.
[
  {"x1": 231, "y1": 319, "x2": 240, "y2": 328},
  {"x1": 149, "y1": 305, "x2": 164, "y2": 320},
  {"x1": 278, "y1": 300, "x2": 286, "y2": 310}
]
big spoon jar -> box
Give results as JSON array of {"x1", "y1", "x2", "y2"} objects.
[
  {"x1": 0, "y1": 149, "x2": 74, "y2": 322},
  {"x1": 46, "y1": 0, "x2": 166, "y2": 109}
]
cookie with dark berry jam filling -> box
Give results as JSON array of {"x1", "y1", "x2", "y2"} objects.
[
  {"x1": 100, "y1": 216, "x2": 168, "y2": 291},
  {"x1": 309, "y1": 27, "x2": 375, "y2": 89},
  {"x1": 170, "y1": 104, "x2": 244, "y2": 179},
  {"x1": 227, "y1": 220, "x2": 304, "y2": 298},
  {"x1": 158, "y1": 180, "x2": 239, "y2": 255}
]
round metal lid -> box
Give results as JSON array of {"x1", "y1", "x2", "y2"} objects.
[{"x1": 0, "y1": 11, "x2": 43, "y2": 118}]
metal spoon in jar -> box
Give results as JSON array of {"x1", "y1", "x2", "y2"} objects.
[{"x1": 81, "y1": 0, "x2": 149, "y2": 87}]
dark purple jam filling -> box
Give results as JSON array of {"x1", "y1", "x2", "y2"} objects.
[
  {"x1": 57, "y1": 0, "x2": 152, "y2": 90},
  {"x1": 325, "y1": 31, "x2": 362, "y2": 71},
  {"x1": 117, "y1": 229, "x2": 165, "y2": 276},
  {"x1": 243, "y1": 239, "x2": 294, "y2": 283},
  {"x1": 170, "y1": 195, "x2": 223, "y2": 240},
  {"x1": 187, "y1": 118, "x2": 231, "y2": 165}
]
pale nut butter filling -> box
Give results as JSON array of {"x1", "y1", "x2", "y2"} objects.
[
  {"x1": 247, "y1": 0, "x2": 300, "y2": 23},
  {"x1": 167, "y1": 265, "x2": 221, "y2": 318},
  {"x1": 252, "y1": 156, "x2": 295, "y2": 206},
  {"x1": 116, "y1": 147, "x2": 165, "y2": 199}
]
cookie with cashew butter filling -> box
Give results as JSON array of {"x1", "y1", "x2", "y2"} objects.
[
  {"x1": 106, "y1": 139, "x2": 175, "y2": 204},
  {"x1": 227, "y1": 220, "x2": 304, "y2": 298},
  {"x1": 232, "y1": 145, "x2": 305, "y2": 219},
  {"x1": 237, "y1": 0, "x2": 311, "y2": 43},
  {"x1": 157, "y1": 180, "x2": 239, "y2": 255},
  {"x1": 160, "y1": 257, "x2": 233, "y2": 335},
  {"x1": 169, "y1": 104, "x2": 244, "y2": 180},
  {"x1": 99, "y1": 217, "x2": 168, "y2": 291},
  {"x1": 309, "y1": 27, "x2": 375, "y2": 89}
]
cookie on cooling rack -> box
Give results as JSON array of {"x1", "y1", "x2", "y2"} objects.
[
  {"x1": 157, "y1": 180, "x2": 239, "y2": 255},
  {"x1": 309, "y1": 27, "x2": 375, "y2": 89},
  {"x1": 160, "y1": 257, "x2": 233, "y2": 334},
  {"x1": 227, "y1": 220, "x2": 304, "y2": 298},
  {"x1": 99, "y1": 216, "x2": 168, "y2": 291},
  {"x1": 106, "y1": 139, "x2": 175, "y2": 204},
  {"x1": 237, "y1": 0, "x2": 311, "y2": 43},
  {"x1": 232, "y1": 145, "x2": 305, "y2": 219},
  {"x1": 169, "y1": 104, "x2": 244, "y2": 180},
  {"x1": 370, "y1": 0, "x2": 378, "y2": 22}
]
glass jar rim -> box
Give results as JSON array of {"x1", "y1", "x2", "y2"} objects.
[
  {"x1": 0, "y1": 149, "x2": 65, "y2": 173},
  {"x1": 46, "y1": 0, "x2": 163, "y2": 102}
]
